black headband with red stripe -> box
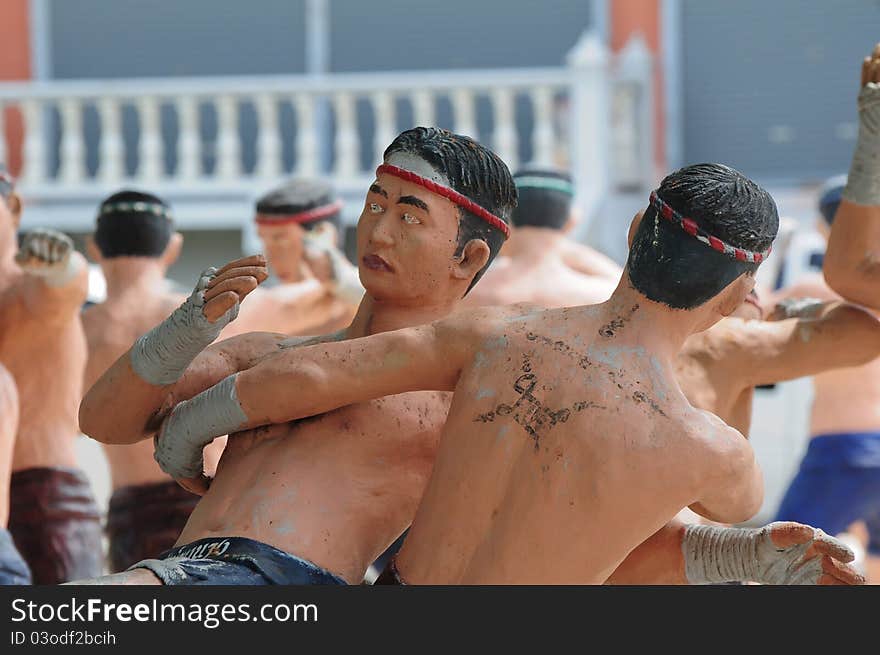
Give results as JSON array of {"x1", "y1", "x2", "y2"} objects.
[
  {"x1": 376, "y1": 163, "x2": 510, "y2": 239},
  {"x1": 255, "y1": 199, "x2": 344, "y2": 226},
  {"x1": 649, "y1": 190, "x2": 771, "y2": 263}
]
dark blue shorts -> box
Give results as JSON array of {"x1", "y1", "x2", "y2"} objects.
[
  {"x1": 0, "y1": 528, "x2": 32, "y2": 585},
  {"x1": 127, "y1": 536, "x2": 347, "y2": 585},
  {"x1": 775, "y1": 433, "x2": 880, "y2": 555}
]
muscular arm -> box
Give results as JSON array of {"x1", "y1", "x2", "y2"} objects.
[
  {"x1": 605, "y1": 519, "x2": 688, "y2": 585},
  {"x1": 234, "y1": 319, "x2": 466, "y2": 427},
  {"x1": 731, "y1": 302, "x2": 880, "y2": 388},
  {"x1": 823, "y1": 48, "x2": 880, "y2": 308},
  {"x1": 79, "y1": 255, "x2": 271, "y2": 444},
  {"x1": 79, "y1": 330, "x2": 286, "y2": 445}
]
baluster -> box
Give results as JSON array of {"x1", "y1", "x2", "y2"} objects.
[
  {"x1": 58, "y1": 98, "x2": 85, "y2": 184},
  {"x1": 97, "y1": 97, "x2": 124, "y2": 183},
  {"x1": 531, "y1": 87, "x2": 555, "y2": 166},
  {"x1": 332, "y1": 92, "x2": 358, "y2": 178},
  {"x1": 411, "y1": 90, "x2": 435, "y2": 128},
  {"x1": 175, "y1": 96, "x2": 200, "y2": 181},
  {"x1": 215, "y1": 95, "x2": 241, "y2": 180},
  {"x1": 491, "y1": 88, "x2": 517, "y2": 170},
  {"x1": 371, "y1": 91, "x2": 395, "y2": 167},
  {"x1": 20, "y1": 99, "x2": 46, "y2": 185},
  {"x1": 451, "y1": 89, "x2": 477, "y2": 138},
  {"x1": 295, "y1": 94, "x2": 318, "y2": 176},
  {"x1": 254, "y1": 93, "x2": 281, "y2": 178},
  {"x1": 136, "y1": 96, "x2": 162, "y2": 181}
]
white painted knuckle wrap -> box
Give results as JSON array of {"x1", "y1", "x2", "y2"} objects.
[
  {"x1": 130, "y1": 266, "x2": 237, "y2": 386},
  {"x1": 154, "y1": 374, "x2": 248, "y2": 479},
  {"x1": 682, "y1": 525, "x2": 757, "y2": 584},
  {"x1": 683, "y1": 523, "x2": 822, "y2": 585},
  {"x1": 843, "y1": 83, "x2": 880, "y2": 206}
]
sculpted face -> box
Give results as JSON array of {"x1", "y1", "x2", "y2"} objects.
[
  {"x1": 256, "y1": 221, "x2": 307, "y2": 283},
  {"x1": 356, "y1": 157, "x2": 463, "y2": 306}
]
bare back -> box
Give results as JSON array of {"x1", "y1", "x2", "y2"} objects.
[
  {"x1": 0, "y1": 271, "x2": 86, "y2": 471},
  {"x1": 177, "y1": 333, "x2": 451, "y2": 584},
  {"x1": 398, "y1": 304, "x2": 750, "y2": 583}
]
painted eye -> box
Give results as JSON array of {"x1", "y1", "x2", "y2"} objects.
[
  {"x1": 402, "y1": 213, "x2": 421, "y2": 225},
  {"x1": 369, "y1": 202, "x2": 384, "y2": 214}
]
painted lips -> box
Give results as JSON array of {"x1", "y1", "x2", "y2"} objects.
[{"x1": 362, "y1": 254, "x2": 393, "y2": 272}]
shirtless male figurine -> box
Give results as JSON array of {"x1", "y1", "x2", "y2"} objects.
[
  {"x1": 224, "y1": 178, "x2": 362, "y2": 338},
  {"x1": 152, "y1": 162, "x2": 861, "y2": 585},
  {"x1": 81, "y1": 190, "x2": 229, "y2": 572},
  {"x1": 466, "y1": 167, "x2": 617, "y2": 309},
  {"x1": 77, "y1": 127, "x2": 514, "y2": 584},
  {"x1": 467, "y1": 170, "x2": 868, "y2": 584},
  {"x1": 0, "y1": 166, "x2": 102, "y2": 584}
]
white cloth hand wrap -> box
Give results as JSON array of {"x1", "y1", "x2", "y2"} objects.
[
  {"x1": 154, "y1": 374, "x2": 248, "y2": 479},
  {"x1": 682, "y1": 523, "x2": 832, "y2": 585},
  {"x1": 17, "y1": 229, "x2": 82, "y2": 287},
  {"x1": 130, "y1": 267, "x2": 238, "y2": 385},
  {"x1": 844, "y1": 82, "x2": 880, "y2": 206}
]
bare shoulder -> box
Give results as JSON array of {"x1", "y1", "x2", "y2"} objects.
[
  {"x1": 437, "y1": 302, "x2": 541, "y2": 343},
  {"x1": 686, "y1": 407, "x2": 754, "y2": 475}
]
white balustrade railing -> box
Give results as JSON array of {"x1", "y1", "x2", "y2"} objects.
[{"x1": 0, "y1": 31, "x2": 653, "y2": 232}]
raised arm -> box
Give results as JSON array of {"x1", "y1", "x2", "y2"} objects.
[
  {"x1": 824, "y1": 44, "x2": 880, "y2": 308},
  {"x1": 16, "y1": 229, "x2": 88, "y2": 318},
  {"x1": 153, "y1": 312, "x2": 478, "y2": 482},
  {"x1": 79, "y1": 255, "x2": 272, "y2": 445}
]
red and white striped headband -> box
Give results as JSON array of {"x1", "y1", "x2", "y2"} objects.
[
  {"x1": 649, "y1": 190, "x2": 771, "y2": 263},
  {"x1": 376, "y1": 163, "x2": 510, "y2": 239},
  {"x1": 255, "y1": 199, "x2": 344, "y2": 226}
]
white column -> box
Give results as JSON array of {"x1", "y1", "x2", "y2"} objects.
[
  {"x1": 175, "y1": 96, "x2": 200, "y2": 182},
  {"x1": 58, "y1": 98, "x2": 85, "y2": 184},
  {"x1": 333, "y1": 91, "x2": 358, "y2": 178},
  {"x1": 136, "y1": 96, "x2": 162, "y2": 182},
  {"x1": 254, "y1": 93, "x2": 281, "y2": 179},
  {"x1": 491, "y1": 88, "x2": 517, "y2": 170},
  {"x1": 216, "y1": 95, "x2": 241, "y2": 180},
  {"x1": 451, "y1": 89, "x2": 477, "y2": 138},
  {"x1": 530, "y1": 86, "x2": 555, "y2": 167},
  {"x1": 371, "y1": 91, "x2": 395, "y2": 166},
  {"x1": 20, "y1": 99, "x2": 46, "y2": 185},
  {"x1": 295, "y1": 94, "x2": 318, "y2": 176},
  {"x1": 565, "y1": 30, "x2": 610, "y2": 234}
]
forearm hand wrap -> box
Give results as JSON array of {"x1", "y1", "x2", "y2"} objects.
[
  {"x1": 682, "y1": 524, "x2": 820, "y2": 585},
  {"x1": 130, "y1": 267, "x2": 238, "y2": 385},
  {"x1": 844, "y1": 83, "x2": 880, "y2": 206},
  {"x1": 154, "y1": 374, "x2": 248, "y2": 479}
]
